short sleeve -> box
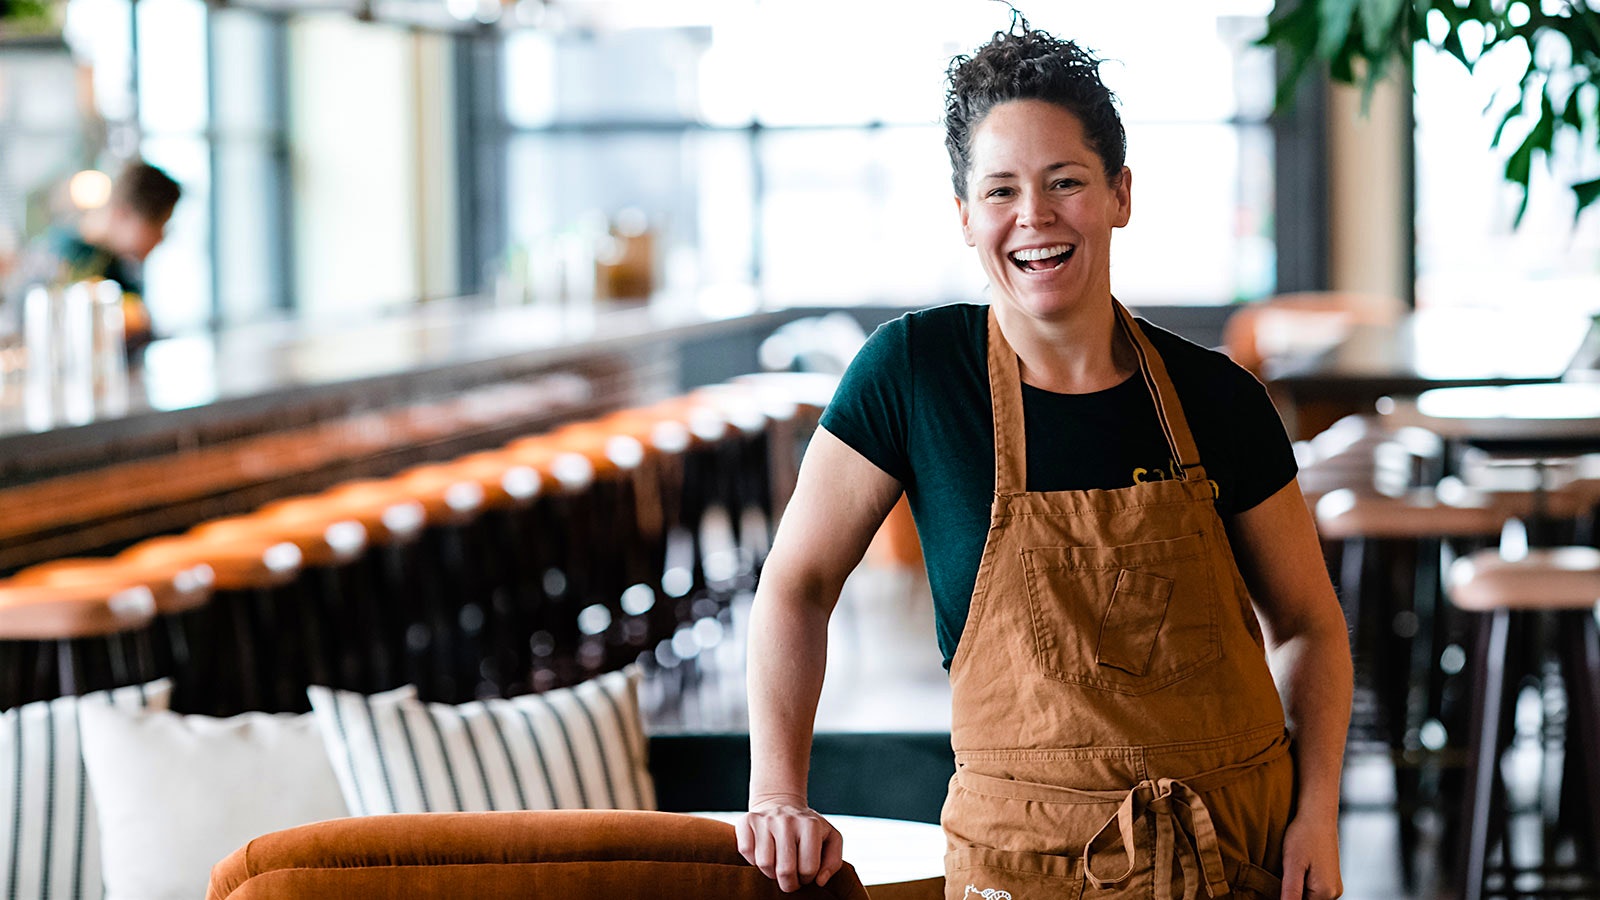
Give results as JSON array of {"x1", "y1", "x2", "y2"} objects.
[
  {"x1": 1208, "y1": 365, "x2": 1298, "y2": 516},
  {"x1": 817, "y1": 314, "x2": 915, "y2": 485}
]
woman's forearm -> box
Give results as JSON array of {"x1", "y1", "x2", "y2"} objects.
[
  {"x1": 1269, "y1": 620, "x2": 1353, "y2": 817},
  {"x1": 746, "y1": 577, "x2": 836, "y2": 808}
]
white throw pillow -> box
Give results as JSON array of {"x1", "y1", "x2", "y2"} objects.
[
  {"x1": 77, "y1": 704, "x2": 349, "y2": 900},
  {"x1": 308, "y1": 667, "x2": 655, "y2": 816},
  {"x1": 0, "y1": 681, "x2": 171, "y2": 900}
]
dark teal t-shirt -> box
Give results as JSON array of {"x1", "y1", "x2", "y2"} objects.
[{"x1": 818, "y1": 303, "x2": 1298, "y2": 669}]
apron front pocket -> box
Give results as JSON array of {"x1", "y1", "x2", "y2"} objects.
[{"x1": 1022, "y1": 532, "x2": 1220, "y2": 695}]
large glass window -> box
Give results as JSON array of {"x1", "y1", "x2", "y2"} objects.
[
  {"x1": 501, "y1": 0, "x2": 1277, "y2": 309},
  {"x1": 1414, "y1": 39, "x2": 1600, "y2": 315}
]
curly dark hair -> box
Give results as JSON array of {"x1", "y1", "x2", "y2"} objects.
[{"x1": 944, "y1": 20, "x2": 1126, "y2": 198}]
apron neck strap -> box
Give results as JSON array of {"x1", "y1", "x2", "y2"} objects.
[
  {"x1": 1111, "y1": 300, "x2": 1205, "y2": 481},
  {"x1": 986, "y1": 301, "x2": 1205, "y2": 496}
]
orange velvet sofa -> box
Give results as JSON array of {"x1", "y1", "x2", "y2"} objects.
[{"x1": 207, "y1": 809, "x2": 878, "y2": 899}]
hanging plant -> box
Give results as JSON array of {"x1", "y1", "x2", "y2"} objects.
[{"x1": 1261, "y1": 0, "x2": 1600, "y2": 223}]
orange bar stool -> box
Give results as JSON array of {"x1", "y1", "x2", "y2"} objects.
[
  {"x1": 424, "y1": 451, "x2": 549, "y2": 696},
  {"x1": 542, "y1": 425, "x2": 659, "y2": 680},
  {"x1": 501, "y1": 435, "x2": 600, "y2": 691},
  {"x1": 692, "y1": 384, "x2": 795, "y2": 576},
  {"x1": 1447, "y1": 547, "x2": 1600, "y2": 900},
  {"x1": 118, "y1": 534, "x2": 303, "y2": 715},
  {"x1": 11, "y1": 556, "x2": 213, "y2": 698},
  {"x1": 600, "y1": 409, "x2": 699, "y2": 646},
  {"x1": 256, "y1": 493, "x2": 426, "y2": 693},
  {"x1": 323, "y1": 473, "x2": 485, "y2": 702},
  {"x1": 0, "y1": 580, "x2": 157, "y2": 707},
  {"x1": 190, "y1": 514, "x2": 367, "y2": 711}
]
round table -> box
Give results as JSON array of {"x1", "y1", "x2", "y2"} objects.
[
  {"x1": 693, "y1": 811, "x2": 944, "y2": 891},
  {"x1": 1387, "y1": 383, "x2": 1600, "y2": 445}
]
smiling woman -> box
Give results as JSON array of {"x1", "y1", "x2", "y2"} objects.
[{"x1": 740, "y1": 19, "x2": 1352, "y2": 900}]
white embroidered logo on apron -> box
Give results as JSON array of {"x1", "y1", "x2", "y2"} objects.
[{"x1": 963, "y1": 885, "x2": 1012, "y2": 900}]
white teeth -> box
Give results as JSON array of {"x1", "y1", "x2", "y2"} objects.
[{"x1": 1009, "y1": 244, "x2": 1071, "y2": 262}]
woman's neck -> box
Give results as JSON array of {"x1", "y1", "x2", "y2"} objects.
[{"x1": 993, "y1": 295, "x2": 1137, "y2": 395}]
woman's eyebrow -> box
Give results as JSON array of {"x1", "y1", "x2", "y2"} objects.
[{"x1": 980, "y1": 160, "x2": 1091, "y2": 182}]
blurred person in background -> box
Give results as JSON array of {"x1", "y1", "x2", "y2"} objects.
[{"x1": 11, "y1": 160, "x2": 181, "y2": 349}]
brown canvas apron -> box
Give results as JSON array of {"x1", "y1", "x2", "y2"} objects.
[{"x1": 941, "y1": 303, "x2": 1294, "y2": 900}]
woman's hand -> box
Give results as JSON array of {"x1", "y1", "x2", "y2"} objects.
[
  {"x1": 736, "y1": 799, "x2": 844, "y2": 892},
  {"x1": 1279, "y1": 812, "x2": 1342, "y2": 900}
]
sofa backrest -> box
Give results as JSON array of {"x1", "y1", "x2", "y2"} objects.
[{"x1": 207, "y1": 809, "x2": 871, "y2": 899}]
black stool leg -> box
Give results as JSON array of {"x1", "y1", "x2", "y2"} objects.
[
  {"x1": 1460, "y1": 607, "x2": 1513, "y2": 900},
  {"x1": 1557, "y1": 610, "x2": 1600, "y2": 861}
]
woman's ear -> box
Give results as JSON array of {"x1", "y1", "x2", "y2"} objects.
[
  {"x1": 956, "y1": 195, "x2": 975, "y2": 247},
  {"x1": 1113, "y1": 167, "x2": 1132, "y2": 228}
]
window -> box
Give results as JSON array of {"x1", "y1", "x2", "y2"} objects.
[
  {"x1": 499, "y1": 0, "x2": 1278, "y2": 309},
  {"x1": 1413, "y1": 39, "x2": 1600, "y2": 315}
]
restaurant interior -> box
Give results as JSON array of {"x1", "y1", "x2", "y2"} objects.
[{"x1": 2, "y1": 0, "x2": 1600, "y2": 897}]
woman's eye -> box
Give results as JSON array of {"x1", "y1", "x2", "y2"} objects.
[
  {"x1": 986, "y1": 187, "x2": 1014, "y2": 199},
  {"x1": 1053, "y1": 179, "x2": 1081, "y2": 190}
]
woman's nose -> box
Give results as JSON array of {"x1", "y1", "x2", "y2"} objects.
[{"x1": 1016, "y1": 191, "x2": 1056, "y2": 228}]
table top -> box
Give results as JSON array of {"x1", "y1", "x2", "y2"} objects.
[
  {"x1": 1265, "y1": 309, "x2": 1593, "y2": 394},
  {"x1": 692, "y1": 812, "x2": 945, "y2": 885},
  {"x1": 1386, "y1": 382, "x2": 1600, "y2": 443}
]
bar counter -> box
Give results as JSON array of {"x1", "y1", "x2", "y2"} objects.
[{"x1": 0, "y1": 292, "x2": 886, "y2": 572}]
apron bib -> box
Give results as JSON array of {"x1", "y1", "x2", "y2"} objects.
[{"x1": 941, "y1": 303, "x2": 1293, "y2": 900}]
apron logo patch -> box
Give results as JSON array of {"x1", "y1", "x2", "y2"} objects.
[{"x1": 964, "y1": 885, "x2": 1013, "y2": 900}]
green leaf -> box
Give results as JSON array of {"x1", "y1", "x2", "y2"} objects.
[
  {"x1": 1491, "y1": 98, "x2": 1524, "y2": 147},
  {"x1": 1532, "y1": 90, "x2": 1556, "y2": 155},
  {"x1": 1505, "y1": 123, "x2": 1537, "y2": 186},
  {"x1": 1441, "y1": 28, "x2": 1470, "y2": 68},
  {"x1": 1358, "y1": 0, "x2": 1406, "y2": 55},
  {"x1": 1575, "y1": 177, "x2": 1600, "y2": 216},
  {"x1": 1562, "y1": 89, "x2": 1585, "y2": 131},
  {"x1": 1317, "y1": 0, "x2": 1362, "y2": 59}
]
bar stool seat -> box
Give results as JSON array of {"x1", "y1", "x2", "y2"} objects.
[
  {"x1": 191, "y1": 515, "x2": 368, "y2": 569},
  {"x1": 0, "y1": 581, "x2": 156, "y2": 640},
  {"x1": 1449, "y1": 547, "x2": 1600, "y2": 610},
  {"x1": 13, "y1": 557, "x2": 214, "y2": 616},
  {"x1": 1446, "y1": 547, "x2": 1600, "y2": 900},
  {"x1": 0, "y1": 579, "x2": 158, "y2": 705},
  {"x1": 258, "y1": 494, "x2": 427, "y2": 547},
  {"x1": 120, "y1": 534, "x2": 303, "y2": 592}
]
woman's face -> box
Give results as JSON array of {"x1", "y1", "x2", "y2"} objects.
[{"x1": 956, "y1": 99, "x2": 1131, "y2": 321}]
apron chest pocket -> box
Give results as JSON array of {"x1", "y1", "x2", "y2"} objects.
[{"x1": 1021, "y1": 532, "x2": 1220, "y2": 695}]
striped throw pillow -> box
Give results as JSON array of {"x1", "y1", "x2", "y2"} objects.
[
  {"x1": 307, "y1": 668, "x2": 655, "y2": 816},
  {"x1": 0, "y1": 681, "x2": 173, "y2": 900}
]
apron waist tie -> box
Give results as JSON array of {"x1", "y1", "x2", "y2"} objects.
[{"x1": 1083, "y1": 776, "x2": 1229, "y2": 900}]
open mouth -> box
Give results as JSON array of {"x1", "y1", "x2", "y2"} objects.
[{"x1": 1008, "y1": 244, "x2": 1075, "y2": 272}]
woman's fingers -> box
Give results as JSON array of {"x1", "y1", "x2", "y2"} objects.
[
  {"x1": 740, "y1": 806, "x2": 844, "y2": 892},
  {"x1": 816, "y1": 827, "x2": 845, "y2": 886}
]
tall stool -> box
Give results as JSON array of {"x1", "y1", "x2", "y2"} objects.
[
  {"x1": 413, "y1": 451, "x2": 546, "y2": 697},
  {"x1": 542, "y1": 425, "x2": 656, "y2": 678},
  {"x1": 189, "y1": 514, "x2": 367, "y2": 711},
  {"x1": 0, "y1": 580, "x2": 158, "y2": 707},
  {"x1": 255, "y1": 493, "x2": 426, "y2": 693},
  {"x1": 324, "y1": 474, "x2": 484, "y2": 702},
  {"x1": 1447, "y1": 547, "x2": 1600, "y2": 900},
  {"x1": 11, "y1": 557, "x2": 213, "y2": 694},
  {"x1": 502, "y1": 436, "x2": 599, "y2": 691},
  {"x1": 118, "y1": 534, "x2": 303, "y2": 715}
]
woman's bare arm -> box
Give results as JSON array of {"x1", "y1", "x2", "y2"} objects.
[
  {"x1": 1226, "y1": 478, "x2": 1351, "y2": 900},
  {"x1": 737, "y1": 426, "x2": 903, "y2": 892}
]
